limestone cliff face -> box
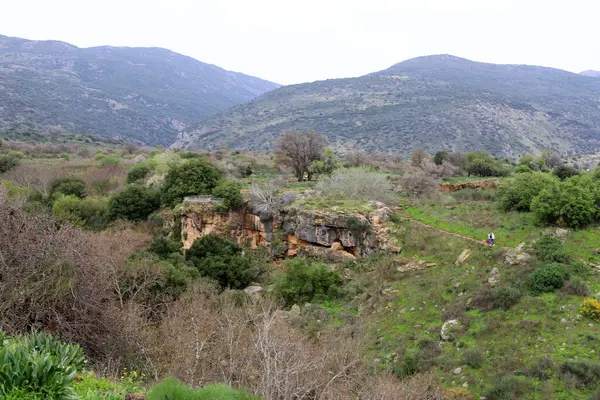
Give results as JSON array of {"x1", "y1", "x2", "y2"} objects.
[{"x1": 179, "y1": 201, "x2": 401, "y2": 261}]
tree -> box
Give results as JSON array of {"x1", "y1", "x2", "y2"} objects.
[
  {"x1": 276, "y1": 131, "x2": 327, "y2": 181},
  {"x1": 344, "y1": 149, "x2": 368, "y2": 168},
  {"x1": 410, "y1": 148, "x2": 429, "y2": 168},
  {"x1": 498, "y1": 172, "x2": 559, "y2": 211},
  {"x1": 274, "y1": 258, "x2": 342, "y2": 306},
  {"x1": 126, "y1": 162, "x2": 153, "y2": 183},
  {"x1": 531, "y1": 178, "x2": 597, "y2": 228},
  {"x1": 553, "y1": 164, "x2": 579, "y2": 180},
  {"x1": 186, "y1": 235, "x2": 255, "y2": 289},
  {"x1": 108, "y1": 185, "x2": 161, "y2": 221},
  {"x1": 465, "y1": 150, "x2": 504, "y2": 177},
  {"x1": 160, "y1": 158, "x2": 222, "y2": 206},
  {"x1": 433, "y1": 151, "x2": 449, "y2": 166},
  {"x1": 542, "y1": 151, "x2": 562, "y2": 169},
  {"x1": 212, "y1": 180, "x2": 244, "y2": 211},
  {"x1": 309, "y1": 148, "x2": 342, "y2": 179},
  {"x1": 0, "y1": 155, "x2": 18, "y2": 173},
  {"x1": 49, "y1": 177, "x2": 87, "y2": 200}
]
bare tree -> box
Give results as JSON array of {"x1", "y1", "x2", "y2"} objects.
[
  {"x1": 276, "y1": 131, "x2": 327, "y2": 181},
  {"x1": 410, "y1": 148, "x2": 430, "y2": 168},
  {"x1": 343, "y1": 149, "x2": 368, "y2": 168}
]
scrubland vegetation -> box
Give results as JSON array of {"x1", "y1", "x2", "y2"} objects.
[{"x1": 3, "y1": 132, "x2": 600, "y2": 399}]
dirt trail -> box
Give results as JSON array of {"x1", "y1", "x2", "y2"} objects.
[{"x1": 406, "y1": 218, "x2": 511, "y2": 250}]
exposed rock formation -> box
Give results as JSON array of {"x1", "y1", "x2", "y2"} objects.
[
  {"x1": 439, "y1": 179, "x2": 500, "y2": 192},
  {"x1": 178, "y1": 200, "x2": 401, "y2": 260}
]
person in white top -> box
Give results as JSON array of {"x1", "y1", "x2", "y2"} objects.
[{"x1": 488, "y1": 232, "x2": 495, "y2": 246}]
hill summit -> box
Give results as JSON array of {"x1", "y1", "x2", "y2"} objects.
[
  {"x1": 174, "y1": 55, "x2": 600, "y2": 158},
  {"x1": 0, "y1": 34, "x2": 279, "y2": 145}
]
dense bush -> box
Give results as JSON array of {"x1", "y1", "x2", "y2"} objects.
[
  {"x1": 315, "y1": 167, "x2": 397, "y2": 204},
  {"x1": 465, "y1": 150, "x2": 508, "y2": 177},
  {"x1": 393, "y1": 351, "x2": 422, "y2": 378},
  {"x1": 52, "y1": 194, "x2": 84, "y2": 224},
  {"x1": 559, "y1": 360, "x2": 600, "y2": 388},
  {"x1": 148, "y1": 236, "x2": 183, "y2": 259},
  {"x1": 525, "y1": 356, "x2": 554, "y2": 380},
  {"x1": 161, "y1": 158, "x2": 222, "y2": 206},
  {"x1": 401, "y1": 172, "x2": 439, "y2": 198},
  {"x1": 0, "y1": 331, "x2": 86, "y2": 399},
  {"x1": 49, "y1": 177, "x2": 87, "y2": 200},
  {"x1": 212, "y1": 180, "x2": 244, "y2": 211},
  {"x1": 498, "y1": 172, "x2": 558, "y2": 211},
  {"x1": 563, "y1": 276, "x2": 589, "y2": 296},
  {"x1": 485, "y1": 375, "x2": 532, "y2": 400},
  {"x1": 52, "y1": 195, "x2": 109, "y2": 229},
  {"x1": 553, "y1": 164, "x2": 579, "y2": 180},
  {"x1": 126, "y1": 162, "x2": 153, "y2": 183},
  {"x1": 528, "y1": 263, "x2": 570, "y2": 294},
  {"x1": 464, "y1": 348, "x2": 485, "y2": 369},
  {"x1": 531, "y1": 178, "x2": 597, "y2": 228},
  {"x1": 274, "y1": 258, "x2": 343, "y2": 306},
  {"x1": 0, "y1": 154, "x2": 19, "y2": 173},
  {"x1": 108, "y1": 185, "x2": 161, "y2": 221},
  {"x1": 533, "y1": 236, "x2": 571, "y2": 264},
  {"x1": 148, "y1": 377, "x2": 259, "y2": 400},
  {"x1": 473, "y1": 285, "x2": 523, "y2": 311},
  {"x1": 186, "y1": 235, "x2": 255, "y2": 289}
]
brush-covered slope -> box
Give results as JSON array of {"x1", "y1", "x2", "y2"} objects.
[
  {"x1": 174, "y1": 55, "x2": 600, "y2": 157},
  {"x1": 0, "y1": 34, "x2": 279, "y2": 145}
]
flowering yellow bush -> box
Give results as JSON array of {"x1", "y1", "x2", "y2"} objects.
[
  {"x1": 580, "y1": 298, "x2": 600, "y2": 320},
  {"x1": 445, "y1": 387, "x2": 473, "y2": 400}
]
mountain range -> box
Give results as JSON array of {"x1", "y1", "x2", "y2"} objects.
[
  {"x1": 0, "y1": 34, "x2": 279, "y2": 145},
  {"x1": 174, "y1": 55, "x2": 600, "y2": 157}
]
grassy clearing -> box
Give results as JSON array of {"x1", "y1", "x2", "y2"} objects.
[{"x1": 356, "y1": 221, "x2": 600, "y2": 399}]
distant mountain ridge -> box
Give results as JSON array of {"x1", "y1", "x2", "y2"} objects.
[
  {"x1": 174, "y1": 55, "x2": 600, "y2": 158},
  {"x1": 0, "y1": 34, "x2": 279, "y2": 145},
  {"x1": 581, "y1": 70, "x2": 600, "y2": 78}
]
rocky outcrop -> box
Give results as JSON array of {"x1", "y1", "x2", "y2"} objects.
[
  {"x1": 178, "y1": 200, "x2": 401, "y2": 259},
  {"x1": 439, "y1": 179, "x2": 500, "y2": 192}
]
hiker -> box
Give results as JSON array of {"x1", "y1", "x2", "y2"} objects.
[{"x1": 488, "y1": 232, "x2": 495, "y2": 246}]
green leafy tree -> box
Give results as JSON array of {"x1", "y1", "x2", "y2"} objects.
[
  {"x1": 552, "y1": 164, "x2": 579, "y2": 180},
  {"x1": 212, "y1": 180, "x2": 244, "y2": 211},
  {"x1": 309, "y1": 148, "x2": 342, "y2": 179},
  {"x1": 161, "y1": 158, "x2": 222, "y2": 206},
  {"x1": 127, "y1": 162, "x2": 154, "y2": 183},
  {"x1": 52, "y1": 194, "x2": 83, "y2": 224},
  {"x1": 498, "y1": 172, "x2": 558, "y2": 211},
  {"x1": 148, "y1": 236, "x2": 183, "y2": 259},
  {"x1": 108, "y1": 185, "x2": 161, "y2": 221},
  {"x1": 465, "y1": 150, "x2": 501, "y2": 177},
  {"x1": 274, "y1": 258, "x2": 343, "y2": 306},
  {"x1": 185, "y1": 235, "x2": 255, "y2": 289},
  {"x1": 0, "y1": 155, "x2": 18, "y2": 173},
  {"x1": 49, "y1": 177, "x2": 87, "y2": 200},
  {"x1": 531, "y1": 178, "x2": 597, "y2": 228},
  {"x1": 433, "y1": 150, "x2": 449, "y2": 166}
]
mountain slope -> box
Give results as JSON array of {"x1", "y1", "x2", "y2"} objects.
[
  {"x1": 581, "y1": 70, "x2": 600, "y2": 78},
  {"x1": 0, "y1": 34, "x2": 279, "y2": 145},
  {"x1": 174, "y1": 55, "x2": 600, "y2": 157}
]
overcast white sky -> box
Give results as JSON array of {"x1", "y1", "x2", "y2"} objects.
[{"x1": 1, "y1": 0, "x2": 598, "y2": 85}]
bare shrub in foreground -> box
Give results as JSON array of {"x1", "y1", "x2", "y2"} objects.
[
  {"x1": 358, "y1": 372, "x2": 444, "y2": 400},
  {"x1": 316, "y1": 168, "x2": 397, "y2": 205}
]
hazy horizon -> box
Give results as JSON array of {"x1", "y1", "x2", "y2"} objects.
[{"x1": 1, "y1": 0, "x2": 598, "y2": 85}]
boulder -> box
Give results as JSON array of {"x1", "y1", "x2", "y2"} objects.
[
  {"x1": 243, "y1": 285, "x2": 263, "y2": 295},
  {"x1": 504, "y1": 243, "x2": 532, "y2": 266},
  {"x1": 441, "y1": 319, "x2": 461, "y2": 341},
  {"x1": 488, "y1": 268, "x2": 501, "y2": 287},
  {"x1": 453, "y1": 367, "x2": 462, "y2": 375},
  {"x1": 455, "y1": 249, "x2": 471, "y2": 266}
]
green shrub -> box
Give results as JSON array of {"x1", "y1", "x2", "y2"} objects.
[
  {"x1": 49, "y1": 177, "x2": 87, "y2": 200},
  {"x1": 161, "y1": 158, "x2": 222, "y2": 207},
  {"x1": 485, "y1": 375, "x2": 532, "y2": 400},
  {"x1": 528, "y1": 263, "x2": 570, "y2": 294},
  {"x1": 186, "y1": 235, "x2": 255, "y2": 289},
  {"x1": 79, "y1": 197, "x2": 109, "y2": 230},
  {"x1": 60, "y1": 152, "x2": 70, "y2": 161},
  {"x1": 498, "y1": 172, "x2": 558, "y2": 211},
  {"x1": 563, "y1": 276, "x2": 589, "y2": 296},
  {"x1": 553, "y1": 164, "x2": 579, "y2": 180},
  {"x1": 559, "y1": 360, "x2": 600, "y2": 388},
  {"x1": 393, "y1": 351, "x2": 422, "y2": 378},
  {"x1": 98, "y1": 155, "x2": 120, "y2": 167},
  {"x1": 0, "y1": 331, "x2": 86, "y2": 399},
  {"x1": 514, "y1": 164, "x2": 531, "y2": 173},
  {"x1": 531, "y1": 178, "x2": 597, "y2": 228},
  {"x1": 525, "y1": 356, "x2": 554, "y2": 380},
  {"x1": 492, "y1": 286, "x2": 523, "y2": 310},
  {"x1": 148, "y1": 236, "x2": 183, "y2": 259},
  {"x1": 212, "y1": 180, "x2": 244, "y2": 211},
  {"x1": 533, "y1": 236, "x2": 571, "y2": 264},
  {"x1": 127, "y1": 162, "x2": 153, "y2": 183},
  {"x1": 52, "y1": 194, "x2": 83, "y2": 224},
  {"x1": 464, "y1": 348, "x2": 485, "y2": 369},
  {"x1": 0, "y1": 155, "x2": 18, "y2": 173},
  {"x1": 108, "y1": 185, "x2": 161, "y2": 221},
  {"x1": 7, "y1": 150, "x2": 25, "y2": 159},
  {"x1": 274, "y1": 258, "x2": 343, "y2": 306},
  {"x1": 148, "y1": 377, "x2": 258, "y2": 400}
]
